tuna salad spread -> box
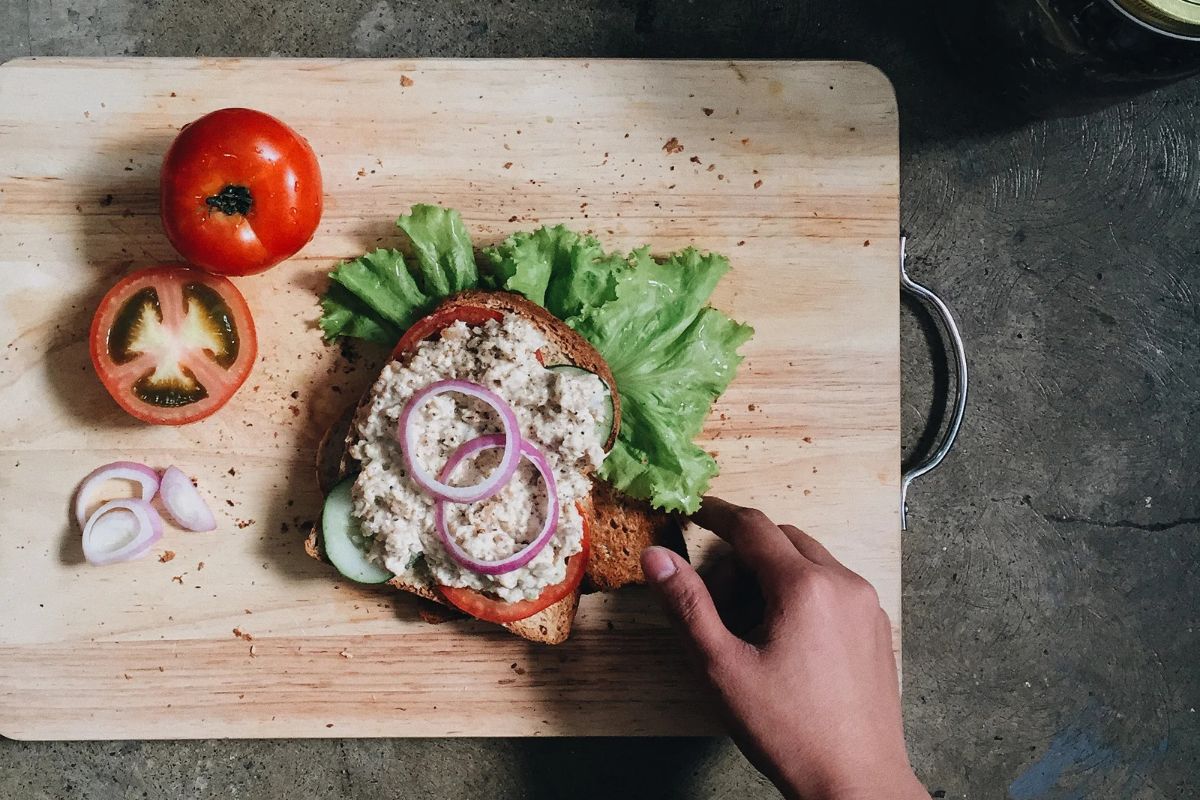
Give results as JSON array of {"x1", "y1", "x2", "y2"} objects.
[{"x1": 348, "y1": 314, "x2": 607, "y2": 602}]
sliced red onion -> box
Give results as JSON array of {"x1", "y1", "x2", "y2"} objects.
[
  {"x1": 398, "y1": 379, "x2": 522, "y2": 504},
  {"x1": 82, "y1": 498, "x2": 164, "y2": 566},
  {"x1": 159, "y1": 466, "x2": 217, "y2": 532},
  {"x1": 73, "y1": 461, "x2": 160, "y2": 530},
  {"x1": 433, "y1": 434, "x2": 560, "y2": 576}
]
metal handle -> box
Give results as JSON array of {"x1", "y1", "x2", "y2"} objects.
[{"x1": 900, "y1": 237, "x2": 967, "y2": 530}]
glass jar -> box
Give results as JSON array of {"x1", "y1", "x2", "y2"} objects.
[{"x1": 936, "y1": 0, "x2": 1200, "y2": 117}]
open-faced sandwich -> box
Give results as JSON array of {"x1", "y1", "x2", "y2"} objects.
[{"x1": 307, "y1": 205, "x2": 753, "y2": 643}]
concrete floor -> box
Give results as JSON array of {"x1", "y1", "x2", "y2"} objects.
[{"x1": 2, "y1": 1, "x2": 1198, "y2": 798}]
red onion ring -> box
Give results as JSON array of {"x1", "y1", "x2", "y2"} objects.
[
  {"x1": 398, "y1": 379, "x2": 522, "y2": 504},
  {"x1": 433, "y1": 434, "x2": 560, "y2": 576},
  {"x1": 159, "y1": 466, "x2": 217, "y2": 532},
  {"x1": 82, "y1": 498, "x2": 164, "y2": 566},
  {"x1": 73, "y1": 461, "x2": 159, "y2": 530}
]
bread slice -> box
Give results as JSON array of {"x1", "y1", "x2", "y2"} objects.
[
  {"x1": 307, "y1": 290, "x2": 683, "y2": 645},
  {"x1": 305, "y1": 529, "x2": 580, "y2": 644},
  {"x1": 586, "y1": 479, "x2": 686, "y2": 591},
  {"x1": 302, "y1": 525, "x2": 577, "y2": 644},
  {"x1": 315, "y1": 399, "x2": 357, "y2": 495},
  {"x1": 415, "y1": 595, "x2": 577, "y2": 643}
]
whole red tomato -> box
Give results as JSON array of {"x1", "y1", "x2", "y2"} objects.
[{"x1": 160, "y1": 108, "x2": 323, "y2": 276}]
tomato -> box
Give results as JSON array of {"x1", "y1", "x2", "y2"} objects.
[
  {"x1": 391, "y1": 304, "x2": 504, "y2": 360},
  {"x1": 89, "y1": 266, "x2": 257, "y2": 425},
  {"x1": 160, "y1": 108, "x2": 323, "y2": 276},
  {"x1": 391, "y1": 302, "x2": 543, "y2": 364},
  {"x1": 438, "y1": 513, "x2": 590, "y2": 624}
]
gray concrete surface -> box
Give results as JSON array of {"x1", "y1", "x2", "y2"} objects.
[{"x1": 2, "y1": 1, "x2": 1197, "y2": 798}]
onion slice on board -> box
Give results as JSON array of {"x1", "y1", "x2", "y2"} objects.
[
  {"x1": 73, "y1": 461, "x2": 159, "y2": 530},
  {"x1": 82, "y1": 498, "x2": 164, "y2": 565},
  {"x1": 159, "y1": 465, "x2": 217, "y2": 532},
  {"x1": 397, "y1": 380, "x2": 522, "y2": 504},
  {"x1": 433, "y1": 434, "x2": 560, "y2": 576}
]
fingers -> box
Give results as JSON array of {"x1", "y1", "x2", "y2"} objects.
[
  {"x1": 642, "y1": 546, "x2": 738, "y2": 664},
  {"x1": 876, "y1": 608, "x2": 895, "y2": 650},
  {"x1": 875, "y1": 609, "x2": 902, "y2": 704},
  {"x1": 779, "y1": 524, "x2": 843, "y2": 569},
  {"x1": 691, "y1": 497, "x2": 801, "y2": 579},
  {"x1": 701, "y1": 554, "x2": 765, "y2": 636},
  {"x1": 701, "y1": 553, "x2": 740, "y2": 609}
]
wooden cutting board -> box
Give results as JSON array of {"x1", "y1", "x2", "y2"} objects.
[{"x1": 0, "y1": 58, "x2": 899, "y2": 739}]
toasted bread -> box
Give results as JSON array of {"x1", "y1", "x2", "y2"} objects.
[
  {"x1": 316, "y1": 399, "x2": 358, "y2": 494},
  {"x1": 307, "y1": 290, "x2": 684, "y2": 644},
  {"x1": 586, "y1": 479, "x2": 686, "y2": 591},
  {"x1": 303, "y1": 525, "x2": 575, "y2": 644}
]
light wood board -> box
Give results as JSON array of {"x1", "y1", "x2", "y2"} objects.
[{"x1": 0, "y1": 58, "x2": 899, "y2": 739}]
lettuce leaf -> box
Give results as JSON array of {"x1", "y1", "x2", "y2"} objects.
[
  {"x1": 319, "y1": 282, "x2": 400, "y2": 345},
  {"x1": 319, "y1": 205, "x2": 475, "y2": 341},
  {"x1": 481, "y1": 225, "x2": 625, "y2": 318},
  {"x1": 571, "y1": 248, "x2": 754, "y2": 513},
  {"x1": 318, "y1": 207, "x2": 753, "y2": 513},
  {"x1": 397, "y1": 204, "x2": 477, "y2": 296},
  {"x1": 326, "y1": 248, "x2": 426, "y2": 328}
]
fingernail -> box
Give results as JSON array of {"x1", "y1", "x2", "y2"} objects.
[{"x1": 641, "y1": 546, "x2": 677, "y2": 583}]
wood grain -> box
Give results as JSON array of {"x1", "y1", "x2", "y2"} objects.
[{"x1": 0, "y1": 57, "x2": 899, "y2": 739}]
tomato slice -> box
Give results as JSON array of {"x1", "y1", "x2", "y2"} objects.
[
  {"x1": 89, "y1": 266, "x2": 257, "y2": 425},
  {"x1": 391, "y1": 304, "x2": 504, "y2": 360},
  {"x1": 438, "y1": 506, "x2": 590, "y2": 624},
  {"x1": 391, "y1": 302, "x2": 544, "y2": 364}
]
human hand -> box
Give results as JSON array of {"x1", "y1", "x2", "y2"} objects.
[{"x1": 640, "y1": 497, "x2": 924, "y2": 800}]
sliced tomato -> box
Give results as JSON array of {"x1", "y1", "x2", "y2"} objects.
[
  {"x1": 438, "y1": 506, "x2": 590, "y2": 624},
  {"x1": 391, "y1": 304, "x2": 504, "y2": 360},
  {"x1": 391, "y1": 302, "x2": 544, "y2": 364},
  {"x1": 89, "y1": 266, "x2": 257, "y2": 425}
]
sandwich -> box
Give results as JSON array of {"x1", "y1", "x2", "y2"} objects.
[{"x1": 307, "y1": 205, "x2": 752, "y2": 643}]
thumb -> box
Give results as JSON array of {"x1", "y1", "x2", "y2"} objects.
[{"x1": 642, "y1": 546, "x2": 734, "y2": 663}]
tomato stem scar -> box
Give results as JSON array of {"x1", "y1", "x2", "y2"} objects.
[{"x1": 205, "y1": 184, "x2": 253, "y2": 216}]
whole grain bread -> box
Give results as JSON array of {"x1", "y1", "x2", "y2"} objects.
[
  {"x1": 586, "y1": 479, "x2": 686, "y2": 591},
  {"x1": 306, "y1": 290, "x2": 684, "y2": 645},
  {"x1": 302, "y1": 526, "x2": 576, "y2": 643}
]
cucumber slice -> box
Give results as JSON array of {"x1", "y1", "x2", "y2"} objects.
[
  {"x1": 321, "y1": 478, "x2": 393, "y2": 584},
  {"x1": 547, "y1": 364, "x2": 615, "y2": 444}
]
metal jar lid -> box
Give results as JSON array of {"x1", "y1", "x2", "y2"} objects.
[{"x1": 1112, "y1": 0, "x2": 1200, "y2": 39}]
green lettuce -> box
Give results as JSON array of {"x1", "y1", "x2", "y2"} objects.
[
  {"x1": 318, "y1": 205, "x2": 753, "y2": 513},
  {"x1": 482, "y1": 225, "x2": 626, "y2": 317},
  {"x1": 571, "y1": 249, "x2": 753, "y2": 513},
  {"x1": 319, "y1": 282, "x2": 400, "y2": 345},
  {"x1": 397, "y1": 204, "x2": 477, "y2": 296},
  {"x1": 319, "y1": 205, "x2": 477, "y2": 343}
]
